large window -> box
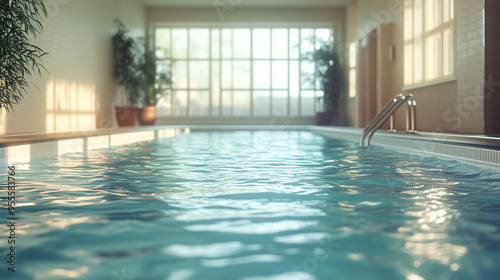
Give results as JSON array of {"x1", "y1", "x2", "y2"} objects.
[
  {"x1": 153, "y1": 26, "x2": 334, "y2": 117},
  {"x1": 404, "y1": 0, "x2": 455, "y2": 86}
]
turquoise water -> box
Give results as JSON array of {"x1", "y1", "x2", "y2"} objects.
[{"x1": 2, "y1": 131, "x2": 500, "y2": 280}]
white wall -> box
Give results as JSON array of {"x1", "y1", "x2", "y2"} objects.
[{"x1": 0, "y1": 0, "x2": 145, "y2": 134}]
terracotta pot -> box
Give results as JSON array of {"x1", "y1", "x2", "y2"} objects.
[
  {"x1": 316, "y1": 112, "x2": 334, "y2": 126},
  {"x1": 138, "y1": 106, "x2": 157, "y2": 126},
  {"x1": 115, "y1": 106, "x2": 137, "y2": 127}
]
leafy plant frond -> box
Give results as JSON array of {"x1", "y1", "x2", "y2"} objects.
[
  {"x1": 112, "y1": 20, "x2": 142, "y2": 106},
  {"x1": 135, "y1": 48, "x2": 172, "y2": 107},
  {"x1": 0, "y1": 0, "x2": 48, "y2": 111},
  {"x1": 112, "y1": 20, "x2": 172, "y2": 107},
  {"x1": 301, "y1": 37, "x2": 346, "y2": 113}
]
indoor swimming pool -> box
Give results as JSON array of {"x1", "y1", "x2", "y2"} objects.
[{"x1": 1, "y1": 130, "x2": 500, "y2": 280}]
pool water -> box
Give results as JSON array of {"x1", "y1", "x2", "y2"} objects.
[{"x1": 2, "y1": 131, "x2": 500, "y2": 280}]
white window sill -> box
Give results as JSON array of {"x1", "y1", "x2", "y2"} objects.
[{"x1": 403, "y1": 76, "x2": 457, "y2": 91}]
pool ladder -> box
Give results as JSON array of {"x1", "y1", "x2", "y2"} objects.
[{"x1": 361, "y1": 93, "x2": 417, "y2": 147}]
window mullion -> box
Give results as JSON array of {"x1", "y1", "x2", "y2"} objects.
[
  {"x1": 421, "y1": 1, "x2": 426, "y2": 83},
  {"x1": 231, "y1": 29, "x2": 234, "y2": 117},
  {"x1": 408, "y1": 0, "x2": 455, "y2": 85},
  {"x1": 313, "y1": 29, "x2": 317, "y2": 114},
  {"x1": 250, "y1": 28, "x2": 254, "y2": 117},
  {"x1": 209, "y1": 28, "x2": 212, "y2": 117},
  {"x1": 156, "y1": 25, "x2": 333, "y2": 118},
  {"x1": 169, "y1": 28, "x2": 173, "y2": 117},
  {"x1": 298, "y1": 29, "x2": 302, "y2": 117},
  {"x1": 269, "y1": 29, "x2": 273, "y2": 116},
  {"x1": 187, "y1": 28, "x2": 191, "y2": 116},
  {"x1": 219, "y1": 28, "x2": 222, "y2": 117},
  {"x1": 287, "y1": 28, "x2": 291, "y2": 116}
]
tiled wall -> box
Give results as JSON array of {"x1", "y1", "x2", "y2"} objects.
[
  {"x1": 456, "y1": 0, "x2": 485, "y2": 134},
  {"x1": 402, "y1": 81, "x2": 458, "y2": 133},
  {"x1": 0, "y1": 0, "x2": 146, "y2": 135},
  {"x1": 397, "y1": 0, "x2": 486, "y2": 134}
]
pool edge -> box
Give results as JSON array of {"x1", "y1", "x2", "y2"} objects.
[
  {"x1": 1, "y1": 125, "x2": 500, "y2": 168},
  {"x1": 310, "y1": 126, "x2": 500, "y2": 168},
  {"x1": 0, "y1": 126, "x2": 190, "y2": 165}
]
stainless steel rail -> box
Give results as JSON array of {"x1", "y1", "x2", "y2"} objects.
[
  {"x1": 361, "y1": 93, "x2": 414, "y2": 147},
  {"x1": 406, "y1": 99, "x2": 417, "y2": 134}
]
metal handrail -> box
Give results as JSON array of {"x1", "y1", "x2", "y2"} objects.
[{"x1": 361, "y1": 93, "x2": 413, "y2": 147}]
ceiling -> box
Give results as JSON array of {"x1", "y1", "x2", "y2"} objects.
[{"x1": 140, "y1": 0, "x2": 352, "y2": 8}]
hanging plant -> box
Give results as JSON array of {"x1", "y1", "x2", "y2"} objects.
[{"x1": 0, "y1": 0, "x2": 48, "y2": 111}]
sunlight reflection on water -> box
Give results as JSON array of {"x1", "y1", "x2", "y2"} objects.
[{"x1": 4, "y1": 131, "x2": 500, "y2": 280}]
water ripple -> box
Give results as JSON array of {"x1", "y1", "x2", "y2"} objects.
[{"x1": 6, "y1": 131, "x2": 500, "y2": 280}]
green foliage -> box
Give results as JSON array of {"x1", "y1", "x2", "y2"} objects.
[
  {"x1": 304, "y1": 39, "x2": 346, "y2": 113},
  {"x1": 314, "y1": 41, "x2": 346, "y2": 113},
  {"x1": 112, "y1": 20, "x2": 140, "y2": 106},
  {"x1": 135, "y1": 50, "x2": 172, "y2": 107},
  {"x1": 113, "y1": 20, "x2": 172, "y2": 107},
  {"x1": 0, "y1": 0, "x2": 47, "y2": 111}
]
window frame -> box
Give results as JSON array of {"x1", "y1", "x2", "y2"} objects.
[
  {"x1": 150, "y1": 23, "x2": 339, "y2": 118},
  {"x1": 404, "y1": 0, "x2": 456, "y2": 89}
]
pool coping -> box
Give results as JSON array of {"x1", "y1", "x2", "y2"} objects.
[
  {"x1": 1, "y1": 125, "x2": 500, "y2": 167},
  {"x1": 310, "y1": 126, "x2": 500, "y2": 167},
  {"x1": 0, "y1": 126, "x2": 191, "y2": 148},
  {"x1": 0, "y1": 126, "x2": 190, "y2": 165}
]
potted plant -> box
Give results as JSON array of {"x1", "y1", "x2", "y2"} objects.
[
  {"x1": 112, "y1": 20, "x2": 140, "y2": 127},
  {"x1": 310, "y1": 40, "x2": 346, "y2": 126},
  {"x1": 135, "y1": 49, "x2": 171, "y2": 126},
  {"x1": 0, "y1": 0, "x2": 47, "y2": 111}
]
